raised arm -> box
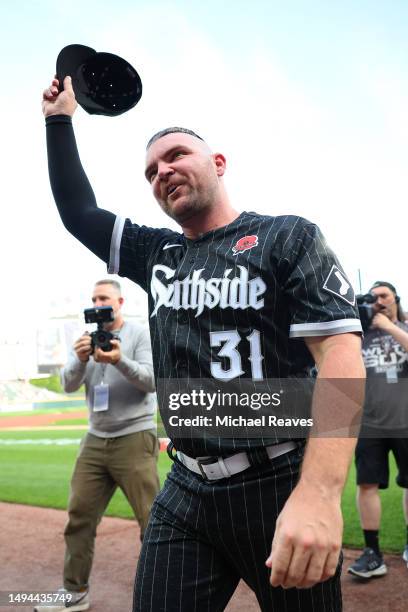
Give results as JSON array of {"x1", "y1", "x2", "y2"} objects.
[{"x1": 42, "y1": 76, "x2": 116, "y2": 263}]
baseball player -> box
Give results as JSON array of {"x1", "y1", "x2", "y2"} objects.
[{"x1": 42, "y1": 76, "x2": 364, "y2": 612}]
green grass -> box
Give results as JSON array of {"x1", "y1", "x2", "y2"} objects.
[
  {"x1": 0, "y1": 429, "x2": 171, "y2": 519},
  {"x1": 48, "y1": 418, "x2": 88, "y2": 426},
  {"x1": 0, "y1": 408, "x2": 87, "y2": 418},
  {"x1": 29, "y1": 375, "x2": 66, "y2": 394},
  {"x1": 0, "y1": 429, "x2": 405, "y2": 551},
  {"x1": 29, "y1": 375, "x2": 85, "y2": 396},
  {"x1": 342, "y1": 455, "x2": 405, "y2": 551}
]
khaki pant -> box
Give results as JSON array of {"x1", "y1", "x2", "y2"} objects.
[{"x1": 63, "y1": 430, "x2": 160, "y2": 591}]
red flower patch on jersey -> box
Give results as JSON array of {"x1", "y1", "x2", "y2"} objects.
[{"x1": 232, "y1": 235, "x2": 258, "y2": 255}]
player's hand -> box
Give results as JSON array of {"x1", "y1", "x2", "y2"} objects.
[
  {"x1": 371, "y1": 313, "x2": 394, "y2": 332},
  {"x1": 93, "y1": 339, "x2": 121, "y2": 365},
  {"x1": 74, "y1": 333, "x2": 92, "y2": 363},
  {"x1": 266, "y1": 482, "x2": 342, "y2": 589},
  {"x1": 42, "y1": 76, "x2": 77, "y2": 118}
]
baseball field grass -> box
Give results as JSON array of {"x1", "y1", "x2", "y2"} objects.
[
  {"x1": 0, "y1": 429, "x2": 170, "y2": 518},
  {"x1": 0, "y1": 427, "x2": 406, "y2": 553}
]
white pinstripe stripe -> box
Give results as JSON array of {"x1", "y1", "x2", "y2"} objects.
[
  {"x1": 148, "y1": 474, "x2": 182, "y2": 610},
  {"x1": 252, "y1": 215, "x2": 283, "y2": 446},
  {"x1": 194, "y1": 478, "x2": 205, "y2": 612},
  {"x1": 288, "y1": 444, "x2": 299, "y2": 611},
  {"x1": 241, "y1": 471, "x2": 266, "y2": 602},
  {"x1": 155, "y1": 237, "x2": 190, "y2": 388},
  {"x1": 190, "y1": 227, "x2": 217, "y2": 383},
  {"x1": 179, "y1": 485, "x2": 193, "y2": 612},
  {"x1": 225, "y1": 477, "x2": 253, "y2": 577},
  {"x1": 309, "y1": 574, "x2": 316, "y2": 612},
  {"x1": 164, "y1": 484, "x2": 189, "y2": 611},
  {"x1": 209, "y1": 483, "x2": 235, "y2": 573},
  {"x1": 314, "y1": 227, "x2": 349, "y2": 319},
  {"x1": 238, "y1": 215, "x2": 264, "y2": 451},
  {"x1": 255, "y1": 474, "x2": 272, "y2": 609},
  {"x1": 202, "y1": 227, "x2": 225, "y2": 455},
  {"x1": 258, "y1": 216, "x2": 279, "y2": 378},
  {"x1": 217, "y1": 216, "x2": 246, "y2": 453}
]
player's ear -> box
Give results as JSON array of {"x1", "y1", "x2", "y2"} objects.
[
  {"x1": 118, "y1": 296, "x2": 124, "y2": 307},
  {"x1": 213, "y1": 153, "x2": 226, "y2": 177}
]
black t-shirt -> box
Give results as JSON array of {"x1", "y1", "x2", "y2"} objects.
[{"x1": 361, "y1": 322, "x2": 408, "y2": 434}]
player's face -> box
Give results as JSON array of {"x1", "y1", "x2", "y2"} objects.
[
  {"x1": 371, "y1": 286, "x2": 398, "y2": 320},
  {"x1": 92, "y1": 284, "x2": 123, "y2": 325},
  {"x1": 145, "y1": 133, "x2": 224, "y2": 224}
]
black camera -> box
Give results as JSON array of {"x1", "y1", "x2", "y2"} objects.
[
  {"x1": 84, "y1": 306, "x2": 116, "y2": 352},
  {"x1": 356, "y1": 293, "x2": 378, "y2": 332}
]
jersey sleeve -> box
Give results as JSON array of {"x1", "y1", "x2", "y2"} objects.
[
  {"x1": 108, "y1": 216, "x2": 179, "y2": 291},
  {"x1": 46, "y1": 115, "x2": 116, "y2": 264},
  {"x1": 280, "y1": 221, "x2": 362, "y2": 338},
  {"x1": 46, "y1": 115, "x2": 180, "y2": 290}
]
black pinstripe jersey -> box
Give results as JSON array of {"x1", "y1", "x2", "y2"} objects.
[{"x1": 108, "y1": 211, "x2": 361, "y2": 456}]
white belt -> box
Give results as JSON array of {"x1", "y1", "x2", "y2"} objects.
[{"x1": 177, "y1": 440, "x2": 297, "y2": 481}]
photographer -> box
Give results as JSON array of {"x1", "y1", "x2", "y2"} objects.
[
  {"x1": 348, "y1": 281, "x2": 408, "y2": 578},
  {"x1": 35, "y1": 279, "x2": 159, "y2": 612}
]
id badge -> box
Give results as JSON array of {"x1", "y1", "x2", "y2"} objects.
[
  {"x1": 93, "y1": 384, "x2": 109, "y2": 411},
  {"x1": 386, "y1": 366, "x2": 398, "y2": 384}
]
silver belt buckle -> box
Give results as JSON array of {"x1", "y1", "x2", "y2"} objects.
[{"x1": 196, "y1": 456, "x2": 218, "y2": 480}]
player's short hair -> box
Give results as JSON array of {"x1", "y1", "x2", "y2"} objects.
[
  {"x1": 146, "y1": 127, "x2": 204, "y2": 149},
  {"x1": 94, "y1": 279, "x2": 122, "y2": 294}
]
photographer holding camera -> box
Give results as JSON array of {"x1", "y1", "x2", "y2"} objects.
[
  {"x1": 348, "y1": 281, "x2": 408, "y2": 579},
  {"x1": 35, "y1": 279, "x2": 159, "y2": 612}
]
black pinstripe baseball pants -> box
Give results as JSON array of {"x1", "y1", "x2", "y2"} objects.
[{"x1": 133, "y1": 444, "x2": 342, "y2": 612}]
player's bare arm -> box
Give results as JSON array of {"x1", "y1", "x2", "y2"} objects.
[{"x1": 267, "y1": 332, "x2": 365, "y2": 589}]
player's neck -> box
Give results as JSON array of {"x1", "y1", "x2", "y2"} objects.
[{"x1": 181, "y1": 202, "x2": 240, "y2": 240}]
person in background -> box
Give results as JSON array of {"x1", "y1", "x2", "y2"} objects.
[
  {"x1": 348, "y1": 281, "x2": 408, "y2": 578},
  {"x1": 34, "y1": 279, "x2": 159, "y2": 612}
]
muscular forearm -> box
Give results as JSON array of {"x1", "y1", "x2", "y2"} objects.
[
  {"x1": 45, "y1": 115, "x2": 115, "y2": 262},
  {"x1": 300, "y1": 334, "x2": 366, "y2": 495},
  {"x1": 298, "y1": 438, "x2": 356, "y2": 498}
]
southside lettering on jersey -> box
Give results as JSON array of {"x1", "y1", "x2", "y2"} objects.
[
  {"x1": 150, "y1": 265, "x2": 266, "y2": 317},
  {"x1": 109, "y1": 212, "x2": 362, "y2": 456}
]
